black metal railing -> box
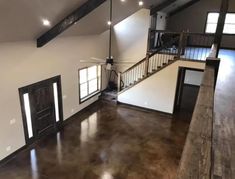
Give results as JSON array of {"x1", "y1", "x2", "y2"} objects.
[
  {"x1": 149, "y1": 30, "x2": 215, "y2": 61},
  {"x1": 180, "y1": 32, "x2": 215, "y2": 61}
]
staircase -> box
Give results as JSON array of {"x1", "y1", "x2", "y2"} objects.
[
  {"x1": 117, "y1": 31, "x2": 214, "y2": 93},
  {"x1": 118, "y1": 35, "x2": 180, "y2": 93}
]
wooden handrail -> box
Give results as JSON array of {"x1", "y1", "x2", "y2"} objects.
[
  {"x1": 177, "y1": 63, "x2": 215, "y2": 179},
  {"x1": 177, "y1": 43, "x2": 220, "y2": 179},
  {"x1": 149, "y1": 29, "x2": 181, "y2": 34},
  {"x1": 183, "y1": 32, "x2": 215, "y2": 36},
  {"x1": 150, "y1": 29, "x2": 215, "y2": 37},
  {"x1": 121, "y1": 57, "x2": 146, "y2": 74}
]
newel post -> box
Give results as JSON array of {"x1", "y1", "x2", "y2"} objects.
[
  {"x1": 117, "y1": 72, "x2": 121, "y2": 92},
  {"x1": 145, "y1": 53, "x2": 150, "y2": 77}
]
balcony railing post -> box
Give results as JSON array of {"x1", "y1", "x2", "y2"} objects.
[
  {"x1": 182, "y1": 31, "x2": 188, "y2": 56},
  {"x1": 145, "y1": 53, "x2": 150, "y2": 77},
  {"x1": 117, "y1": 72, "x2": 121, "y2": 92},
  {"x1": 177, "y1": 31, "x2": 185, "y2": 59}
]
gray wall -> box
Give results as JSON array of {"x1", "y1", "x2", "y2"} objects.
[
  {"x1": 167, "y1": 0, "x2": 235, "y2": 49},
  {"x1": 112, "y1": 9, "x2": 150, "y2": 72}
]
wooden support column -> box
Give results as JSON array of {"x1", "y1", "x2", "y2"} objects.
[{"x1": 214, "y1": 0, "x2": 229, "y2": 57}]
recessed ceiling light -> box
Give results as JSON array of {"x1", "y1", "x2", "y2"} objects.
[
  {"x1": 138, "y1": 1, "x2": 144, "y2": 6},
  {"x1": 42, "y1": 19, "x2": 51, "y2": 26},
  {"x1": 107, "y1": 21, "x2": 112, "y2": 26},
  {"x1": 120, "y1": 0, "x2": 126, "y2": 2}
]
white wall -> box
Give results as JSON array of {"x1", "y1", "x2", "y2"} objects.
[
  {"x1": 167, "y1": 0, "x2": 235, "y2": 49},
  {"x1": 112, "y1": 9, "x2": 150, "y2": 72},
  {"x1": 184, "y1": 70, "x2": 203, "y2": 86},
  {"x1": 118, "y1": 60, "x2": 205, "y2": 114},
  {"x1": 0, "y1": 34, "x2": 108, "y2": 160}
]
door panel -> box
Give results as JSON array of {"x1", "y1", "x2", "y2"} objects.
[{"x1": 30, "y1": 84, "x2": 56, "y2": 136}]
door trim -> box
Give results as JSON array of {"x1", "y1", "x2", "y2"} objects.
[
  {"x1": 19, "y1": 75, "x2": 63, "y2": 144},
  {"x1": 174, "y1": 67, "x2": 204, "y2": 112}
]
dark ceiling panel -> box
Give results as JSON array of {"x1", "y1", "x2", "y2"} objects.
[
  {"x1": 150, "y1": 0, "x2": 177, "y2": 15},
  {"x1": 169, "y1": 0, "x2": 200, "y2": 16}
]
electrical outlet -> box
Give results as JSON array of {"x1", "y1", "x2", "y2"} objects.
[
  {"x1": 6, "y1": 146, "x2": 11, "y2": 152},
  {"x1": 63, "y1": 95, "x2": 67, "y2": 100},
  {"x1": 71, "y1": 109, "x2": 75, "y2": 113},
  {"x1": 10, "y1": 118, "x2": 16, "y2": 125}
]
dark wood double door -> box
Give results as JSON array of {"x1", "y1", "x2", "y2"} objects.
[{"x1": 19, "y1": 76, "x2": 63, "y2": 143}]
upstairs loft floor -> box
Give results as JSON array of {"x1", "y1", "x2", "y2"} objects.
[{"x1": 212, "y1": 49, "x2": 235, "y2": 178}]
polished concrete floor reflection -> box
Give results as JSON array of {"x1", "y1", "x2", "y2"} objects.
[{"x1": 0, "y1": 97, "x2": 195, "y2": 179}]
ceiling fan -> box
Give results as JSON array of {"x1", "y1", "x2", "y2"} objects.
[
  {"x1": 79, "y1": 0, "x2": 134, "y2": 71},
  {"x1": 80, "y1": 57, "x2": 135, "y2": 70}
]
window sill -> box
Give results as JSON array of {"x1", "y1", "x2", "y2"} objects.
[{"x1": 79, "y1": 90, "x2": 101, "y2": 104}]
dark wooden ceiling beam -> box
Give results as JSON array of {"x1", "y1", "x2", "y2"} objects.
[
  {"x1": 37, "y1": 0, "x2": 107, "y2": 47},
  {"x1": 169, "y1": 0, "x2": 200, "y2": 17},
  {"x1": 150, "y1": 0, "x2": 177, "y2": 16}
]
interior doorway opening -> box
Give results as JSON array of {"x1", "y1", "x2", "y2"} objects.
[{"x1": 174, "y1": 67, "x2": 204, "y2": 115}]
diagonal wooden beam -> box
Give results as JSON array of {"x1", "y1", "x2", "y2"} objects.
[
  {"x1": 214, "y1": 0, "x2": 229, "y2": 57},
  {"x1": 37, "y1": 0, "x2": 107, "y2": 47},
  {"x1": 169, "y1": 0, "x2": 200, "y2": 17},
  {"x1": 150, "y1": 0, "x2": 177, "y2": 16}
]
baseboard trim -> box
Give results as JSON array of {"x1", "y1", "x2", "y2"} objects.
[
  {"x1": 62, "y1": 100, "x2": 100, "y2": 127},
  {"x1": 117, "y1": 101, "x2": 173, "y2": 115},
  {"x1": 0, "y1": 99, "x2": 101, "y2": 167},
  {"x1": 0, "y1": 145, "x2": 27, "y2": 167}
]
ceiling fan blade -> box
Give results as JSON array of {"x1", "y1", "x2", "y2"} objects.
[
  {"x1": 80, "y1": 60, "x2": 105, "y2": 64},
  {"x1": 90, "y1": 57, "x2": 106, "y2": 62}
]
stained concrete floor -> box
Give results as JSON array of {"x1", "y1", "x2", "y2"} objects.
[{"x1": 0, "y1": 95, "x2": 196, "y2": 179}]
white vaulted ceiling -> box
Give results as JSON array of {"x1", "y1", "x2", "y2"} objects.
[
  {"x1": 0, "y1": 0, "x2": 88, "y2": 42},
  {"x1": 0, "y1": 0, "x2": 194, "y2": 42}
]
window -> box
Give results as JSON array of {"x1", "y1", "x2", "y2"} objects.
[
  {"x1": 224, "y1": 13, "x2": 235, "y2": 34},
  {"x1": 205, "y1": 13, "x2": 219, "y2": 33},
  {"x1": 79, "y1": 65, "x2": 101, "y2": 103},
  {"x1": 205, "y1": 12, "x2": 235, "y2": 34}
]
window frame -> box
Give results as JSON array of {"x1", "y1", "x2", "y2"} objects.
[
  {"x1": 205, "y1": 11, "x2": 235, "y2": 35},
  {"x1": 78, "y1": 65, "x2": 102, "y2": 104}
]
